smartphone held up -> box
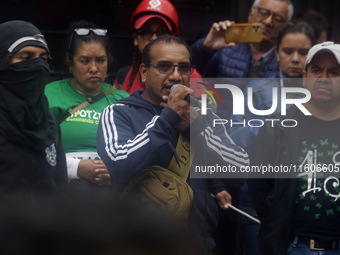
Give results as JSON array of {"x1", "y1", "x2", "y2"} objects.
[{"x1": 224, "y1": 23, "x2": 263, "y2": 43}]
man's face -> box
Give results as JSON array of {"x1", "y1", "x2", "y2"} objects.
[
  {"x1": 10, "y1": 46, "x2": 48, "y2": 64},
  {"x1": 303, "y1": 53, "x2": 340, "y2": 105},
  {"x1": 140, "y1": 42, "x2": 191, "y2": 105},
  {"x1": 248, "y1": 0, "x2": 289, "y2": 45}
]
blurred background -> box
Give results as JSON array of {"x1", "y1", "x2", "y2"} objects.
[{"x1": 1, "y1": 0, "x2": 339, "y2": 83}]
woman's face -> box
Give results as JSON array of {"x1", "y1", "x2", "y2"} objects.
[
  {"x1": 134, "y1": 18, "x2": 172, "y2": 53},
  {"x1": 69, "y1": 41, "x2": 108, "y2": 95},
  {"x1": 275, "y1": 33, "x2": 312, "y2": 77}
]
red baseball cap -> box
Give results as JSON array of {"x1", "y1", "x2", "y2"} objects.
[{"x1": 134, "y1": 14, "x2": 173, "y2": 31}]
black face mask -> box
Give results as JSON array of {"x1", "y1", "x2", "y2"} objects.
[
  {"x1": 0, "y1": 58, "x2": 57, "y2": 150},
  {"x1": 0, "y1": 58, "x2": 51, "y2": 105}
]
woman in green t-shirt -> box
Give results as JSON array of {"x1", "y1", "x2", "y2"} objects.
[{"x1": 45, "y1": 20, "x2": 129, "y2": 194}]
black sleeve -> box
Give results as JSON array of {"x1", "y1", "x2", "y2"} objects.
[
  {"x1": 54, "y1": 116, "x2": 68, "y2": 190},
  {"x1": 247, "y1": 123, "x2": 277, "y2": 220},
  {"x1": 210, "y1": 179, "x2": 226, "y2": 195},
  {"x1": 190, "y1": 38, "x2": 217, "y2": 76},
  {"x1": 209, "y1": 178, "x2": 246, "y2": 195}
]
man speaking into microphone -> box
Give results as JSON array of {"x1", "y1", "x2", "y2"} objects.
[{"x1": 97, "y1": 35, "x2": 248, "y2": 254}]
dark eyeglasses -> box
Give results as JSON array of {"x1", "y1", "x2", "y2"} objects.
[
  {"x1": 135, "y1": 27, "x2": 172, "y2": 40},
  {"x1": 255, "y1": 7, "x2": 286, "y2": 26},
  {"x1": 68, "y1": 28, "x2": 108, "y2": 49},
  {"x1": 149, "y1": 62, "x2": 195, "y2": 75}
]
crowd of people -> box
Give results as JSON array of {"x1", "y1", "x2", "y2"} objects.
[{"x1": 0, "y1": 0, "x2": 339, "y2": 254}]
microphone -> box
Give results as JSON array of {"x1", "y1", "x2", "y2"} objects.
[{"x1": 170, "y1": 84, "x2": 201, "y2": 107}]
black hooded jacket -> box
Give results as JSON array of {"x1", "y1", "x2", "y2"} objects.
[{"x1": 0, "y1": 21, "x2": 67, "y2": 200}]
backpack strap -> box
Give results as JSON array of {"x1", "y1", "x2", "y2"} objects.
[
  {"x1": 167, "y1": 133, "x2": 195, "y2": 181},
  {"x1": 58, "y1": 86, "x2": 117, "y2": 124}
]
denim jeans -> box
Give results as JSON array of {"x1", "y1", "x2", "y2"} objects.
[{"x1": 287, "y1": 236, "x2": 340, "y2": 255}]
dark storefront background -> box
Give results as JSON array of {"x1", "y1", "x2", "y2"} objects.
[{"x1": 1, "y1": 0, "x2": 339, "y2": 83}]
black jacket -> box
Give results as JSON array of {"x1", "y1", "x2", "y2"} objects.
[
  {"x1": 248, "y1": 106, "x2": 301, "y2": 255},
  {"x1": 0, "y1": 113, "x2": 67, "y2": 201}
]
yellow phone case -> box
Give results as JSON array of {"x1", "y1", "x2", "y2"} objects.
[{"x1": 224, "y1": 23, "x2": 263, "y2": 43}]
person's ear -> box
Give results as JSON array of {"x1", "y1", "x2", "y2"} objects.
[
  {"x1": 275, "y1": 46, "x2": 279, "y2": 61},
  {"x1": 66, "y1": 57, "x2": 73, "y2": 73},
  {"x1": 134, "y1": 34, "x2": 138, "y2": 47},
  {"x1": 302, "y1": 70, "x2": 307, "y2": 88},
  {"x1": 140, "y1": 63, "x2": 147, "y2": 83},
  {"x1": 302, "y1": 70, "x2": 307, "y2": 78},
  {"x1": 248, "y1": 9, "x2": 254, "y2": 23}
]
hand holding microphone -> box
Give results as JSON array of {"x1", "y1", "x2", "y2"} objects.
[
  {"x1": 161, "y1": 84, "x2": 198, "y2": 131},
  {"x1": 170, "y1": 84, "x2": 200, "y2": 107},
  {"x1": 160, "y1": 84, "x2": 190, "y2": 117}
]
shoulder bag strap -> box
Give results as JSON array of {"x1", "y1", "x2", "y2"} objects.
[
  {"x1": 167, "y1": 133, "x2": 195, "y2": 181},
  {"x1": 58, "y1": 86, "x2": 117, "y2": 124}
]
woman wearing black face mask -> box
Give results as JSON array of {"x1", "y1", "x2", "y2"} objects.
[{"x1": 0, "y1": 20, "x2": 67, "y2": 201}]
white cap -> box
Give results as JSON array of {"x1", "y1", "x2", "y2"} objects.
[{"x1": 305, "y1": 41, "x2": 340, "y2": 69}]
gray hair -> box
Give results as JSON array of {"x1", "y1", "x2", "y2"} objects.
[{"x1": 251, "y1": 0, "x2": 294, "y2": 21}]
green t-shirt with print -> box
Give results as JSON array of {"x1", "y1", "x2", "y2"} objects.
[{"x1": 45, "y1": 78, "x2": 129, "y2": 155}]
